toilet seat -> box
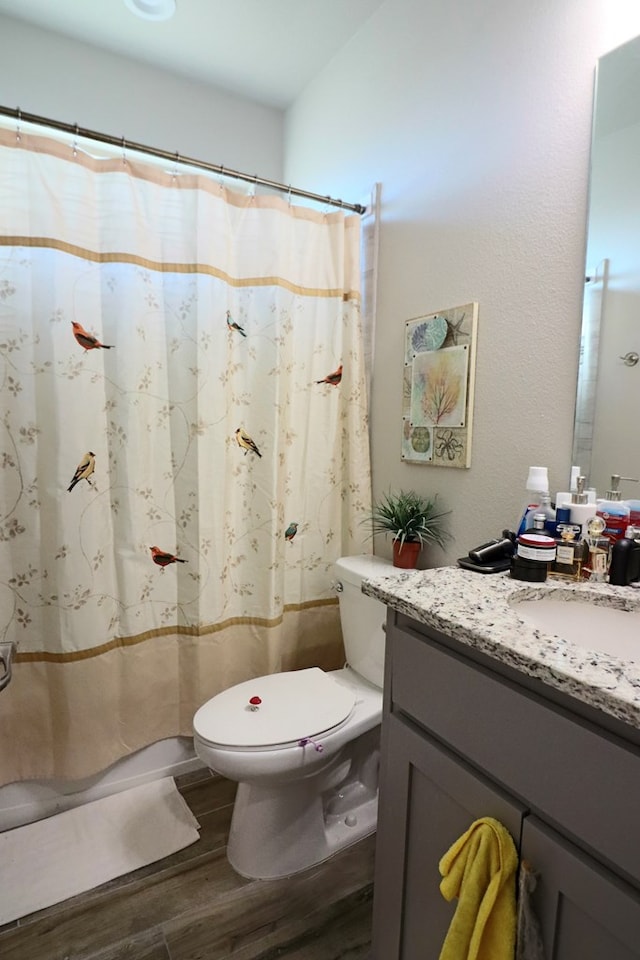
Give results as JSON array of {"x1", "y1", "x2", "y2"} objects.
[{"x1": 193, "y1": 667, "x2": 356, "y2": 749}]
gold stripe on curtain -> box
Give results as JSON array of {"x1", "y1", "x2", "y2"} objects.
[
  {"x1": 0, "y1": 236, "x2": 361, "y2": 301},
  {"x1": 4, "y1": 605, "x2": 345, "y2": 783}
]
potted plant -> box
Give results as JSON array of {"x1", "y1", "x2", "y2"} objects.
[{"x1": 365, "y1": 489, "x2": 451, "y2": 569}]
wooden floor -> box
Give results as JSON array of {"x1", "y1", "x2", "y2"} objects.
[{"x1": 0, "y1": 769, "x2": 374, "y2": 960}]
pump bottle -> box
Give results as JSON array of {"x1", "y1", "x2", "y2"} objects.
[
  {"x1": 568, "y1": 476, "x2": 596, "y2": 538},
  {"x1": 555, "y1": 465, "x2": 582, "y2": 513}
]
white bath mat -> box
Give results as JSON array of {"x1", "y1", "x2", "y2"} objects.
[{"x1": 0, "y1": 776, "x2": 200, "y2": 925}]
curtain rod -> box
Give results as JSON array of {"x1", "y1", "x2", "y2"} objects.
[{"x1": 0, "y1": 105, "x2": 366, "y2": 215}]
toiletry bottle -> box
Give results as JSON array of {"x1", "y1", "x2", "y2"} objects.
[
  {"x1": 609, "y1": 532, "x2": 640, "y2": 586},
  {"x1": 517, "y1": 466, "x2": 550, "y2": 536},
  {"x1": 568, "y1": 476, "x2": 596, "y2": 538},
  {"x1": 523, "y1": 494, "x2": 555, "y2": 535},
  {"x1": 524, "y1": 513, "x2": 550, "y2": 535},
  {"x1": 555, "y1": 465, "x2": 582, "y2": 514},
  {"x1": 549, "y1": 523, "x2": 584, "y2": 581},
  {"x1": 596, "y1": 475, "x2": 631, "y2": 545},
  {"x1": 626, "y1": 497, "x2": 640, "y2": 527},
  {"x1": 581, "y1": 515, "x2": 610, "y2": 581}
]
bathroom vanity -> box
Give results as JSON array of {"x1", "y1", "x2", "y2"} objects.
[{"x1": 363, "y1": 567, "x2": 640, "y2": 960}]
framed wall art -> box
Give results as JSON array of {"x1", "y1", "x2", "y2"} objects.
[{"x1": 401, "y1": 302, "x2": 478, "y2": 468}]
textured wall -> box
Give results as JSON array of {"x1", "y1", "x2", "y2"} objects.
[
  {"x1": 0, "y1": 14, "x2": 284, "y2": 179},
  {"x1": 284, "y1": 0, "x2": 640, "y2": 564}
]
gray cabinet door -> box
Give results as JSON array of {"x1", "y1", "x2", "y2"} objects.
[
  {"x1": 522, "y1": 816, "x2": 640, "y2": 960},
  {"x1": 372, "y1": 713, "x2": 526, "y2": 960}
]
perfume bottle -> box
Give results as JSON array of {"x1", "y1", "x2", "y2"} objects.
[
  {"x1": 581, "y1": 515, "x2": 610, "y2": 581},
  {"x1": 549, "y1": 523, "x2": 584, "y2": 581}
]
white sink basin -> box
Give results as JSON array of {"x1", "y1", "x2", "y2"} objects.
[{"x1": 512, "y1": 597, "x2": 640, "y2": 662}]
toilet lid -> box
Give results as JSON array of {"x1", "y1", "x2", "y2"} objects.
[{"x1": 193, "y1": 667, "x2": 356, "y2": 748}]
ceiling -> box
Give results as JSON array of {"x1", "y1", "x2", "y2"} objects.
[{"x1": 0, "y1": 0, "x2": 386, "y2": 109}]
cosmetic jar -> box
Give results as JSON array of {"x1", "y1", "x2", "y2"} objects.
[{"x1": 510, "y1": 533, "x2": 556, "y2": 582}]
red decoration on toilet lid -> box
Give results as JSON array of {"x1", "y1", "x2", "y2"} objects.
[
  {"x1": 249, "y1": 696, "x2": 262, "y2": 706},
  {"x1": 193, "y1": 668, "x2": 356, "y2": 748}
]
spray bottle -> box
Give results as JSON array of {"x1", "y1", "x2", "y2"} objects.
[{"x1": 517, "y1": 467, "x2": 551, "y2": 537}]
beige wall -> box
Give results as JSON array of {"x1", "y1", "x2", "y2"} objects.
[
  {"x1": 0, "y1": 14, "x2": 284, "y2": 179},
  {"x1": 284, "y1": 0, "x2": 640, "y2": 565}
]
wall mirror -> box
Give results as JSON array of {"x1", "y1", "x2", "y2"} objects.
[{"x1": 573, "y1": 34, "x2": 640, "y2": 501}]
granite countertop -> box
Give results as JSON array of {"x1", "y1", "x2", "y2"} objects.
[{"x1": 362, "y1": 565, "x2": 640, "y2": 730}]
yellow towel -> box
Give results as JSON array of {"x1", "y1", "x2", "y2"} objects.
[{"x1": 438, "y1": 816, "x2": 518, "y2": 960}]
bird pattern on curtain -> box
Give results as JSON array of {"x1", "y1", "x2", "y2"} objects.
[{"x1": 0, "y1": 125, "x2": 372, "y2": 782}]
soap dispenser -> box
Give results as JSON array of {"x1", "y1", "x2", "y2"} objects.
[
  {"x1": 568, "y1": 476, "x2": 596, "y2": 538},
  {"x1": 596, "y1": 475, "x2": 631, "y2": 544},
  {"x1": 555, "y1": 465, "x2": 582, "y2": 512}
]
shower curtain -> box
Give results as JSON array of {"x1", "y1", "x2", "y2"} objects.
[{"x1": 0, "y1": 126, "x2": 372, "y2": 785}]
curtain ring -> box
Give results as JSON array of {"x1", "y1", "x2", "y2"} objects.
[
  {"x1": 72, "y1": 123, "x2": 79, "y2": 157},
  {"x1": 121, "y1": 136, "x2": 127, "y2": 165},
  {"x1": 172, "y1": 150, "x2": 180, "y2": 181},
  {"x1": 16, "y1": 107, "x2": 21, "y2": 142},
  {"x1": 287, "y1": 184, "x2": 292, "y2": 206}
]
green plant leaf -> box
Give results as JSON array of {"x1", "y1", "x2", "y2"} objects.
[{"x1": 362, "y1": 489, "x2": 452, "y2": 550}]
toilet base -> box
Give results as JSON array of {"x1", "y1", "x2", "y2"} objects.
[{"x1": 226, "y1": 728, "x2": 380, "y2": 879}]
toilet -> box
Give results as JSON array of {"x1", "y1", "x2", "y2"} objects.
[{"x1": 193, "y1": 554, "x2": 400, "y2": 879}]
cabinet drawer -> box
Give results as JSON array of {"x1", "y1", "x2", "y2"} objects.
[{"x1": 390, "y1": 621, "x2": 640, "y2": 887}]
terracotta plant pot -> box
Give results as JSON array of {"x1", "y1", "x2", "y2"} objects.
[{"x1": 392, "y1": 539, "x2": 421, "y2": 569}]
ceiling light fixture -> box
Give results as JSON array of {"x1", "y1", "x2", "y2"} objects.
[{"x1": 123, "y1": 0, "x2": 176, "y2": 21}]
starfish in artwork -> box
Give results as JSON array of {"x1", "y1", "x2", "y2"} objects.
[{"x1": 445, "y1": 313, "x2": 467, "y2": 345}]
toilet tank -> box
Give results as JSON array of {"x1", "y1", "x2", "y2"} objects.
[{"x1": 333, "y1": 555, "x2": 400, "y2": 688}]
